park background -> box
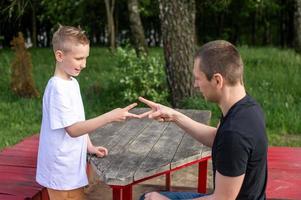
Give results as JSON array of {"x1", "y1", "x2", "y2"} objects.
[{"x1": 0, "y1": 0, "x2": 301, "y2": 150}]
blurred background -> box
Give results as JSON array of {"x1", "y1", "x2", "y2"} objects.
[{"x1": 0, "y1": 0, "x2": 300, "y2": 149}]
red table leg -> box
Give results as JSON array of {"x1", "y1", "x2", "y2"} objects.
[
  {"x1": 122, "y1": 185, "x2": 132, "y2": 200},
  {"x1": 198, "y1": 159, "x2": 208, "y2": 193},
  {"x1": 165, "y1": 172, "x2": 171, "y2": 191},
  {"x1": 111, "y1": 185, "x2": 133, "y2": 200},
  {"x1": 111, "y1": 186, "x2": 122, "y2": 200}
]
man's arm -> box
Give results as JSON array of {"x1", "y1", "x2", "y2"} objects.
[
  {"x1": 139, "y1": 97, "x2": 216, "y2": 147},
  {"x1": 65, "y1": 103, "x2": 139, "y2": 138},
  {"x1": 144, "y1": 172, "x2": 245, "y2": 200},
  {"x1": 145, "y1": 171, "x2": 244, "y2": 200},
  {"x1": 195, "y1": 171, "x2": 244, "y2": 200}
]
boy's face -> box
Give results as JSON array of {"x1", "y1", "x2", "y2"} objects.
[{"x1": 55, "y1": 43, "x2": 90, "y2": 79}]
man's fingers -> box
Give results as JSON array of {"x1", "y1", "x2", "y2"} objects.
[
  {"x1": 139, "y1": 97, "x2": 157, "y2": 108},
  {"x1": 124, "y1": 103, "x2": 138, "y2": 111},
  {"x1": 149, "y1": 110, "x2": 162, "y2": 119}
]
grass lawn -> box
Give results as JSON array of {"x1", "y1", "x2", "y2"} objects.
[{"x1": 0, "y1": 46, "x2": 300, "y2": 150}]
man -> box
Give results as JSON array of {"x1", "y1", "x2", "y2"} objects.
[{"x1": 139, "y1": 40, "x2": 268, "y2": 200}]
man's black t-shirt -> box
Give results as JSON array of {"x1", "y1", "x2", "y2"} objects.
[{"x1": 212, "y1": 95, "x2": 268, "y2": 200}]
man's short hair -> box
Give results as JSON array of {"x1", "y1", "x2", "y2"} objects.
[
  {"x1": 52, "y1": 25, "x2": 90, "y2": 52},
  {"x1": 195, "y1": 40, "x2": 244, "y2": 85}
]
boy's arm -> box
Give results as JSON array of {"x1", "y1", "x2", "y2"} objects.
[
  {"x1": 87, "y1": 134, "x2": 108, "y2": 157},
  {"x1": 139, "y1": 97, "x2": 216, "y2": 147},
  {"x1": 65, "y1": 103, "x2": 139, "y2": 138}
]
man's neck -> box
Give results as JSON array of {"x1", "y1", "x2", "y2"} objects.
[{"x1": 219, "y1": 84, "x2": 246, "y2": 117}]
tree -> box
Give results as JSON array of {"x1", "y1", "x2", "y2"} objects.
[
  {"x1": 105, "y1": 0, "x2": 116, "y2": 50},
  {"x1": 295, "y1": 0, "x2": 301, "y2": 52},
  {"x1": 158, "y1": 0, "x2": 196, "y2": 107},
  {"x1": 127, "y1": 0, "x2": 148, "y2": 55},
  {"x1": 3, "y1": 0, "x2": 38, "y2": 47}
]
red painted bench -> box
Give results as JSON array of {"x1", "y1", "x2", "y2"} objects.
[
  {"x1": 267, "y1": 147, "x2": 301, "y2": 200},
  {"x1": 1, "y1": 135, "x2": 301, "y2": 200},
  {"x1": 0, "y1": 135, "x2": 49, "y2": 200}
]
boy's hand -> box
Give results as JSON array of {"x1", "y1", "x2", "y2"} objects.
[
  {"x1": 90, "y1": 146, "x2": 108, "y2": 157},
  {"x1": 107, "y1": 103, "x2": 141, "y2": 122},
  {"x1": 138, "y1": 97, "x2": 177, "y2": 122}
]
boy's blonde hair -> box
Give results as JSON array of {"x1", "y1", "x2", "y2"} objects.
[{"x1": 52, "y1": 25, "x2": 90, "y2": 52}]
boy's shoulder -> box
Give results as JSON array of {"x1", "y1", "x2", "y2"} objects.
[{"x1": 44, "y1": 77, "x2": 79, "y2": 97}]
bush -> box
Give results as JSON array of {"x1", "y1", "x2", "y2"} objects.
[
  {"x1": 10, "y1": 32, "x2": 39, "y2": 98},
  {"x1": 115, "y1": 47, "x2": 168, "y2": 104}
]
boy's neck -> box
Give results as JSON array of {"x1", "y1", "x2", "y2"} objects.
[{"x1": 54, "y1": 65, "x2": 72, "y2": 80}]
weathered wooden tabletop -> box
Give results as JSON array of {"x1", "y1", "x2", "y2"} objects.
[{"x1": 89, "y1": 108, "x2": 211, "y2": 186}]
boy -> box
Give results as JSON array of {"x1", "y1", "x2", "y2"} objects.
[{"x1": 36, "y1": 25, "x2": 140, "y2": 200}]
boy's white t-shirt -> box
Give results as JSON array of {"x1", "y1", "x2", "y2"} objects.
[{"x1": 36, "y1": 76, "x2": 88, "y2": 190}]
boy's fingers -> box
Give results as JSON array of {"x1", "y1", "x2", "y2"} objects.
[
  {"x1": 138, "y1": 110, "x2": 153, "y2": 118},
  {"x1": 138, "y1": 97, "x2": 157, "y2": 108},
  {"x1": 126, "y1": 113, "x2": 141, "y2": 118},
  {"x1": 124, "y1": 103, "x2": 138, "y2": 111},
  {"x1": 97, "y1": 147, "x2": 108, "y2": 156},
  {"x1": 102, "y1": 148, "x2": 108, "y2": 156}
]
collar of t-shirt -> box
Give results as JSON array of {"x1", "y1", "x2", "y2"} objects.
[{"x1": 220, "y1": 94, "x2": 254, "y2": 124}]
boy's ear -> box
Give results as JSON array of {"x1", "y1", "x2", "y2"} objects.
[{"x1": 55, "y1": 50, "x2": 64, "y2": 62}]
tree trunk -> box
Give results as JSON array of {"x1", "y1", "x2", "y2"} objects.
[
  {"x1": 294, "y1": 0, "x2": 301, "y2": 52},
  {"x1": 158, "y1": 0, "x2": 196, "y2": 107},
  {"x1": 127, "y1": 0, "x2": 148, "y2": 56},
  {"x1": 104, "y1": 0, "x2": 116, "y2": 50},
  {"x1": 31, "y1": 1, "x2": 37, "y2": 48}
]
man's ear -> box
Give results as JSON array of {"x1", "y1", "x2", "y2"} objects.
[
  {"x1": 213, "y1": 73, "x2": 224, "y2": 89},
  {"x1": 55, "y1": 50, "x2": 64, "y2": 62}
]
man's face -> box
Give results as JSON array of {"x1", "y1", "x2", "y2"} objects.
[
  {"x1": 193, "y1": 58, "x2": 217, "y2": 102},
  {"x1": 57, "y1": 43, "x2": 90, "y2": 79}
]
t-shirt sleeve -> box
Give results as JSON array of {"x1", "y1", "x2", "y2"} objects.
[
  {"x1": 48, "y1": 84, "x2": 79, "y2": 130},
  {"x1": 215, "y1": 131, "x2": 250, "y2": 177}
]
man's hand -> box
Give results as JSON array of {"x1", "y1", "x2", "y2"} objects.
[
  {"x1": 138, "y1": 97, "x2": 178, "y2": 122},
  {"x1": 106, "y1": 103, "x2": 141, "y2": 122},
  {"x1": 144, "y1": 192, "x2": 170, "y2": 200}
]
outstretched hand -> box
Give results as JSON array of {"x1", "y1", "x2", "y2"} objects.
[
  {"x1": 107, "y1": 103, "x2": 141, "y2": 122},
  {"x1": 138, "y1": 97, "x2": 177, "y2": 122}
]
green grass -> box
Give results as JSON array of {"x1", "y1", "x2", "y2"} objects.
[{"x1": 0, "y1": 46, "x2": 300, "y2": 150}]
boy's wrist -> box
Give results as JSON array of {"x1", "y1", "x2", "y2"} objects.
[{"x1": 103, "y1": 112, "x2": 114, "y2": 124}]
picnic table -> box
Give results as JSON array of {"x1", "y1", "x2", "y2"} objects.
[{"x1": 88, "y1": 108, "x2": 211, "y2": 200}]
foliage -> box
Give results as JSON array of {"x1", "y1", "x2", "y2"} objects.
[
  {"x1": 10, "y1": 32, "x2": 39, "y2": 98},
  {"x1": 0, "y1": 47, "x2": 300, "y2": 150},
  {"x1": 39, "y1": 0, "x2": 85, "y2": 26},
  {"x1": 115, "y1": 47, "x2": 168, "y2": 104}
]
